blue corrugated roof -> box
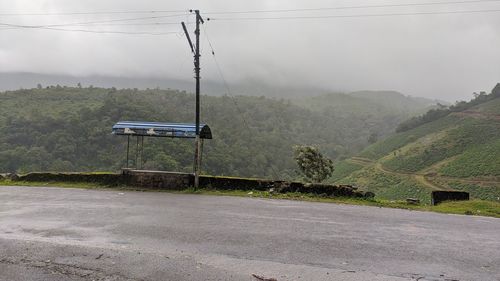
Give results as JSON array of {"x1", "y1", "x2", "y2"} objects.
[{"x1": 112, "y1": 121, "x2": 212, "y2": 139}]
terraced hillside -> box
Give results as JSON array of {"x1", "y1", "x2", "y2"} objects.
[{"x1": 331, "y1": 84, "x2": 500, "y2": 203}]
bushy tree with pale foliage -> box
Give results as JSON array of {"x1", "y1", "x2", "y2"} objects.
[{"x1": 293, "y1": 145, "x2": 334, "y2": 183}]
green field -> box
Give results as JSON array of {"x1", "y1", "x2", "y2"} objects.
[
  {"x1": 328, "y1": 161, "x2": 364, "y2": 182},
  {"x1": 439, "y1": 139, "x2": 500, "y2": 178},
  {"x1": 333, "y1": 86, "x2": 500, "y2": 203},
  {"x1": 383, "y1": 118, "x2": 499, "y2": 173}
]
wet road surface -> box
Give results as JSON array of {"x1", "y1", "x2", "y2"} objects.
[{"x1": 0, "y1": 185, "x2": 499, "y2": 281}]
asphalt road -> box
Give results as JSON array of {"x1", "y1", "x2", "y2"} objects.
[{"x1": 0, "y1": 186, "x2": 498, "y2": 281}]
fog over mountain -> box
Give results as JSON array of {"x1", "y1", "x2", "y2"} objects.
[
  {"x1": 1, "y1": 0, "x2": 500, "y2": 101},
  {"x1": 0, "y1": 72, "x2": 330, "y2": 98}
]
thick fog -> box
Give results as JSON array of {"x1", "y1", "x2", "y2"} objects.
[{"x1": 1, "y1": 0, "x2": 499, "y2": 101}]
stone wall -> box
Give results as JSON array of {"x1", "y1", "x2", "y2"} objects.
[
  {"x1": 277, "y1": 182, "x2": 373, "y2": 198},
  {"x1": 124, "y1": 170, "x2": 372, "y2": 198},
  {"x1": 15, "y1": 172, "x2": 124, "y2": 185},
  {"x1": 4, "y1": 170, "x2": 374, "y2": 199},
  {"x1": 123, "y1": 170, "x2": 191, "y2": 190},
  {"x1": 199, "y1": 175, "x2": 275, "y2": 191}
]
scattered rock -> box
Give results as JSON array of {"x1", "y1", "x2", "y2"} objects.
[
  {"x1": 406, "y1": 198, "x2": 420, "y2": 204},
  {"x1": 252, "y1": 273, "x2": 278, "y2": 281},
  {"x1": 364, "y1": 192, "x2": 375, "y2": 199},
  {"x1": 340, "y1": 184, "x2": 357, "y2": 190},
  {"x1": 5, "y1": 173, "x2": 19, "y2": 181}
]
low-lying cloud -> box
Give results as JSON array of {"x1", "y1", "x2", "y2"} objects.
[{"x1": 1, "y1": 0, "x2": 500, "y2": 101}]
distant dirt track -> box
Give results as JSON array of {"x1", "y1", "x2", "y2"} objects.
[{"x1": 348, "y1": 157, "x2": 499, "y2": 191}]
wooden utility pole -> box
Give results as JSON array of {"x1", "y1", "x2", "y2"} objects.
[{"x1": 182, "y1": 10, "x2": 204, "y2": 189}]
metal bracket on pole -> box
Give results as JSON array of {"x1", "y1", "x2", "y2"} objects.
[{"x1": 181, "y1": 22, "x2": 194, "y2": 54}]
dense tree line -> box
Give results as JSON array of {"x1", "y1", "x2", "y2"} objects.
[
  {"x1": 396, "y1": 84, "x2": 500, "y2": 133},
  {"x1": 0, "y1": 86, "x2": 429, "y2": 179}
]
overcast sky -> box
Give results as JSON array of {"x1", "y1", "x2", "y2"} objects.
[{"x1": 0, "y1": 0, "x2": 499, "y2": 101}]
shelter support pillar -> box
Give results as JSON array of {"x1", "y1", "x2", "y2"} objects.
[
  {"x1": 194, "y1": 135, "x2": 202, "y2": 189},
  {"x1": 126, "y1": 135, "x2": 130, "y2": 168},
  {"x1": 135, "y1": 136, "x2": 139, "y2": 169},
  {"x1": 141, "y1": 136, "x2": 144, "y2": 169}
]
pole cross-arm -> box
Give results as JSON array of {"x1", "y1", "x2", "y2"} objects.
[{"x1": 181, "y1": 22, "x2": 194, "y2": 54}]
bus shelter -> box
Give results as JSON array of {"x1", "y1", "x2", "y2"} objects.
[{"x1": 112, "y1": 121, "x2": 212, "y2": 170}]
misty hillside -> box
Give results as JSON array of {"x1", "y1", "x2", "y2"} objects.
[
  {"x1": 331, "y1": 84, "x2": 500, "y2": 203},
  {"x1": 349, "y1": 90, "x2": 445, "y2": 111},
  {"x1": 294, "y1": 90, "x2": 439, "y2": 138},
  {"x1": 296, "y1": 90, "x2": 439, "y2": 114},
  {"x1": 0, "y1": 85, "x2": 430, "y2": 178},
  {"x1": 0, "y1": 72, "x2": 328, "y2": 98}
]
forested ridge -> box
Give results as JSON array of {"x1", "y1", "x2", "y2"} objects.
[
  {"x1": 0, "y1": 86, "x2": 434, "y2": 178},
  {"x1": 396, "y1": 84, "x2": 500, "y2": 132}
]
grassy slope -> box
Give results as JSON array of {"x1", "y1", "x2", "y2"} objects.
[{"x1": 331, "y1": 97, "x2": 500, "y2": 203}]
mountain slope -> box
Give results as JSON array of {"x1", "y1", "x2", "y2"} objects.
[
  {"x1": 0, "y1": 86, "x2": 429, "y2": 178},
  {"x1": 0, "y1": 72, "x2": 328, "y2": 98},
  {"x1": 349, "y1": 90, "x2": 443, "y2": 112},
  {"x1": 295, "y1": 90, "x2": 438, "y2": 116},
  {"x1": 293, "y1": 91, "x2": 438, "y2": 143},
  {"x1": 331, "y1": 84, "x2": 500, "y2": 203}
]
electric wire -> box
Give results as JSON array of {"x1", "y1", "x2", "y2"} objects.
[
  {"x1": 0, "y1": 14, "x2": 191, "y2": 35},
  {"x1": 59, "y1": 22, "x2": 183, "y2": 26},
  {"x1": 2, "y1": 4, "x2": 499, "y2": 34},
  {"x1": 204, "y1": 0, "x2": 500, "y2": 14},
  {"x1": 0, "y1": 23, "x2": 182, "y2": 35},
  {"x1": 0, "y1": 13, "x2": 190, "y2": 29},
  {"x1": 36, "y1": 27, "x2": 181, "y2": 35},
  {"x1": 209, "y1": 8, "x2": 500, "y2": 21},
  {"x1": 1, "y1": 0, "x2": 499, "y2": 17},
  {"x1": 0, "y1": 9, "x2": 189, "y2": 16},
  {"x1": 202, "y1": 24, "x2": 282, "y2": 180}
]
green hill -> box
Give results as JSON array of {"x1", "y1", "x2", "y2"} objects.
[
  {"x1": 295, "y1": 90, "x2": 437, "y2": 117},
  {"x1": 0, "y1": 86, "x2": 429, "y2": 179},
  {"x1": 349, "y1": 90, "x2": 442, "y2": 112},
  {"x1": 294, "y1": 90, "x2": 438, "y2": 140},
  {"x1": 331, "y1": 84, "x2": 500, "y2": 203}
]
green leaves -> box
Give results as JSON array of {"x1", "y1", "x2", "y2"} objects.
[{"x1": 293, "y1": 145, "x2": 334, "y2": 183}]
